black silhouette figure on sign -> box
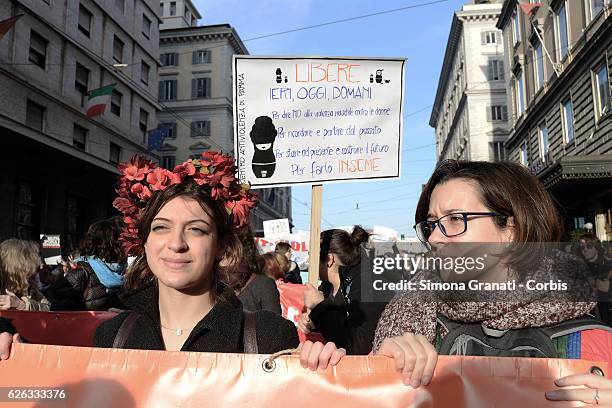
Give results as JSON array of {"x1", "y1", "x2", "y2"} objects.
[
  {"x1": 369, "y1": 74, "x2": 374, "y2": 83},
  {"x1": 275, "y1": 68, "x2": 282, "y2": 83},
  {"x1": 373, "y1": 69, "x2": 391, "y2": 84},
  {"x1": 250, "y1": 116, "x2": 277, "y2": 178},
  {"x1": 284, "y1": 76, "x2": 288, "y2": 83}
]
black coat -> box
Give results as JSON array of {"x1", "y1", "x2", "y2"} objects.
[
  {"x1": 237, "y1": 274, "x2": 282, "y2": 315},
  {"x1": 94, "y1": 280, "x2": 299, "y2": 353},
  {"x1": 309, "y1": 262, "x2": 386, "y2": 355},
  {"x1": 44, "y1": 262, "x2": 124, "y2": 311}
]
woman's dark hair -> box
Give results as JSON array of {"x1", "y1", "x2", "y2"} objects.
[
  {"x1": 219, "y1": 225, "x2": 260, "y2": 290},
  {"x1": 124, "y1": 182, "x2": 241, "y2": 289},
  {"x1": 415, "y1": 160, "x2": 564, "y2": 275},
  {"x1": 79, "y1": 218, "x2": 126, "y2": 264},
  {"x1": 320, "y1": 225, "x2": 370, "y2": 266}
]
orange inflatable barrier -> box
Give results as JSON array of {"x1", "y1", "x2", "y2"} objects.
[
  {"x1": 0, "y1": 310, "x2": 116, "y2": 347},
  {"x1": 0, "y1": 344, "x2": 608, "y2": 407}
]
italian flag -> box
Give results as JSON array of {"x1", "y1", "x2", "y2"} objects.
[{"x1": 86, "y1": 84, "x2": 116, "y2": 118}]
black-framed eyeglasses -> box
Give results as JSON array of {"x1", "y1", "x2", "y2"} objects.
[{"x1": 413, "y1": 212, "x2": 505, "y2": 244}]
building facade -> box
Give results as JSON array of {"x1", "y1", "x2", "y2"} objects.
[
  {"x1": 157, "y1": 4, "x2": 292, "y2": 234},
  {"x1": 0, "y1": 0, "x2": 160, "y2": 250},
  {"x1": 430, "y1": 0, "x2": 509, "y2": 163},
  {"x1": 498, "y1": 0, "x2": 612, "y2": 240}
]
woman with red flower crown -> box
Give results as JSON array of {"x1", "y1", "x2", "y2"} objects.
[{"x1": 0, "y1": 152, "x2": 345, "y2": 371}]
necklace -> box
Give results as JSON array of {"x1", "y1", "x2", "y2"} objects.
[{"x1": 160, "y1": 324, "x2": 194, "y2": 336}]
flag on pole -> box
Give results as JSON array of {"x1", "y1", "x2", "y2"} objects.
[
  {"x1": 147, "y1": 126, "x2": 172, "y2": 151},
  {"x1": 0, "y1": 15, "x2": 23, "y2": 41},
  {"x1": 520, "y1": 2, "x2": 541, "y2": 16},
  {"x1": 86, "y1": 84, "x2": 116, "y2": 118}
]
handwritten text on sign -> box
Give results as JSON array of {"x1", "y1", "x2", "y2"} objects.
[{"x1": 234, "y1": 57, "x2": 405, "y2": 188}]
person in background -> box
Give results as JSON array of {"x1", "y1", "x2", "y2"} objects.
[
  {"x1": 372, "y1": 160, "x2": 612, "y2": 405},
  {"x1": 0, "y1": 239, "x2": 50, "y2": 311},
  {"x1": 298, "y1": 226, "x2": 387, "y2": 355},
  {"x1": 275, "y1": 242, "x2": 302, "y2": 284},
  {"x1": 573, "y1": 233, "x2": 612, "y2": 326},
  {"x1": 220, "y1": 227, "x2": 282, "y2": 315},
  {"x1": 45, "y1": 218, "x2": 127, "y2": 311},
  {"x1": 258, "y1": 252, "x2": 287, "y2": 282}
]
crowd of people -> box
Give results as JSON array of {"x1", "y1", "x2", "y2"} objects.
[{"x1": 0, "y1": 153, "x2": 611, "y2": 405}]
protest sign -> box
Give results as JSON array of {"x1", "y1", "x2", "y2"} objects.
[
  {"x1": 263, "y1": 218, "x2": 290, "y2": 239},
  {"x1": 234, "y1": 56, "x2": 405, "y2": 188}
]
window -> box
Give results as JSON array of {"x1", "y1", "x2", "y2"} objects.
[
  {"x1": 533, "y1": 42, "x2": 545, "y2": 91},
  {"x1": 115, "y1": 0, "x2": 125, "y2": 13},
  {"x1": 142, "y1": 14, "x2": 151, "y2": 39},
  {"x1": 520, "y1": 141, "x2": 528, "y2": 166},
  {"x1": 109, "y1": 142, "x2": 121, "y2": 165},
  {"x1": 489, "y1": 105, "x2": 508, "y2": 121},
  {"x1": 110, "y1": 90, "x2": 122, "y2": 116},
  {"x1": 139, "y1": 109, "x2": 149, "y2": 143},
  {"x1": 73, "y1": 124, "x2": 87, "y2": 150},
  {"x1": 170, "y1": 1, "x2": 176, "y2": 15},
  {"x1": 113, "y1": 35, "x2": 124, "y2": 63},
  {"x1": 538, "y1": 125, "x2": 549, "y2": 160},
  {"x1": 78, "y1": 5, "x2": 92, "y2": 37},
  {"x1": 161, "y1": 155, "x2": 176, "y2": 169},
  {"x1": 158, "y1": 122, "x2": 177, "y2": 139},
  {"x1": 490, "y1": 141, "x2": 505, "y2": 162},
  {"x1": 160, "y1": 53, "x2": 178, "y2": 66},
  {"x1": 191, "y1": 78, "x2": 211, "y2": 98},
  {"x1": 482, "y1": 31, "x2": 497, "y2": 45},
  {"x1": 28, "y1": 30, "x2": 47, "y2": 69},
  {"x1": 15, "y1": 182, "x2": 39, "y2": 240},
  {"x1": 586, "y1": 0, "x2": 605, "y2": 24},
  {"x1": 191, "y1": 120, "x2": 210, "y2": 137},
  {"x1": 141, "y1": 60, "x2": 150, "y2": 85},
  {"x1": 515, "y1": 69, "x2": 526, "y2": 116},
  {"x1": 512, "y1": 13, "x2": 521, "y2": 45},
  {"x1": 556, "y1": 2, "x2": 569, "y2": 60},
  {"x1": 594, "y1": 63, "x2": 611, "y2": 119},
  {"x1": 159, "y1": 79, "x2": 177, "y2": 101},
  {"x1": 574, "y1": 217, "x2": 586, "y2": 229},
  {"x1": 562, "y1": 99, "x2": 574, "y2": 143},
  {"x1": 488, "y1": 60, "x2": 504, "y2": 81},
  {"x1": 75, "y1": 63, "x2": 89, "y2": 107},
  {"x1": 159, "y1": 2, "x2": 163, "y2": 14},
  {"x1": 192, "y1": 50, "x2": 211, "y2": 65},
  {"x1": 26, "y1": 100, "x2": 45, "y2": 131}
]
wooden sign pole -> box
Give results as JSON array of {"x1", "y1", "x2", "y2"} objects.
[{"x1": 308, "y1": 184, "x2": 323, "y2": 286}]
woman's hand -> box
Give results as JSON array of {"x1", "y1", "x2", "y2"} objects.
[
  {"x1": 0, "y1": 332, "x2": 22, "y2": 360},
  {"x1": 376, "y1": 332, "x2": 438, "y2": 388},
  {"x1": 546, "y1": 373, "x2": 612, "y2": 406},
  {"x1": 298, "y1": 340, "x2": 346, "y2": 371},
  {"x1": 0, "y1": 292, "x2": 24, "y2": 310},
  {"x1": 297, "y1": 311, "x2": 314, "y2": 334},
  {"x1": 303, "y1": 284, "x2": 324, "y2": 310}
]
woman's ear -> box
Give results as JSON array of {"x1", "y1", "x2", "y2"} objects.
[{"x1": 327, "y1": 253, "x2": 335, "y2": 268}]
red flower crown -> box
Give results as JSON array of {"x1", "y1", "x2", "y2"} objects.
[{"x1": 113, "y1": 151, "x2": 258, "y2": 256}]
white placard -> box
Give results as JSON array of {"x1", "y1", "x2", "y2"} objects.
[
  {"x1": 234, "y1": 56, "x2": 405, "y2": 188},
  {"x1": 263, "y1": 218, "x2": 290, "y2": 239},
  {"x1": 40, "y1": 234, "x2": 61, "y2": 249}
]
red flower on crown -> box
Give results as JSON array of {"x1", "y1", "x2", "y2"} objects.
[{"x1": 114, "y1": 151, "x2": 259, "y2": 256}]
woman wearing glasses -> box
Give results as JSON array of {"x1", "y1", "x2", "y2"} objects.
[{"x1": 373, "y1": 160, "x2": 612, "y2": 405}]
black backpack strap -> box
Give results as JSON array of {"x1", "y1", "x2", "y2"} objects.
[
  {"x1": 243, "y1": 310, "x2": 258, "y2": 354},
  {"x1": 112, "y1": 312, "x2": 138, "y2": 349},
  {"x1": 539, "y1": 315, "x2": 612, "y2": 339}
]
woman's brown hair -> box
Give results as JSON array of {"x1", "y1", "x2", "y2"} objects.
[
  {"x1": 415, "y1": 160, "x2": 564, "y2": 275},
  {"x1": 0, "y1": 239, "x2": 41, "y2": 295},
  {"x1": 124, "y1": 182, "x2": 241, "y2": 289}
]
